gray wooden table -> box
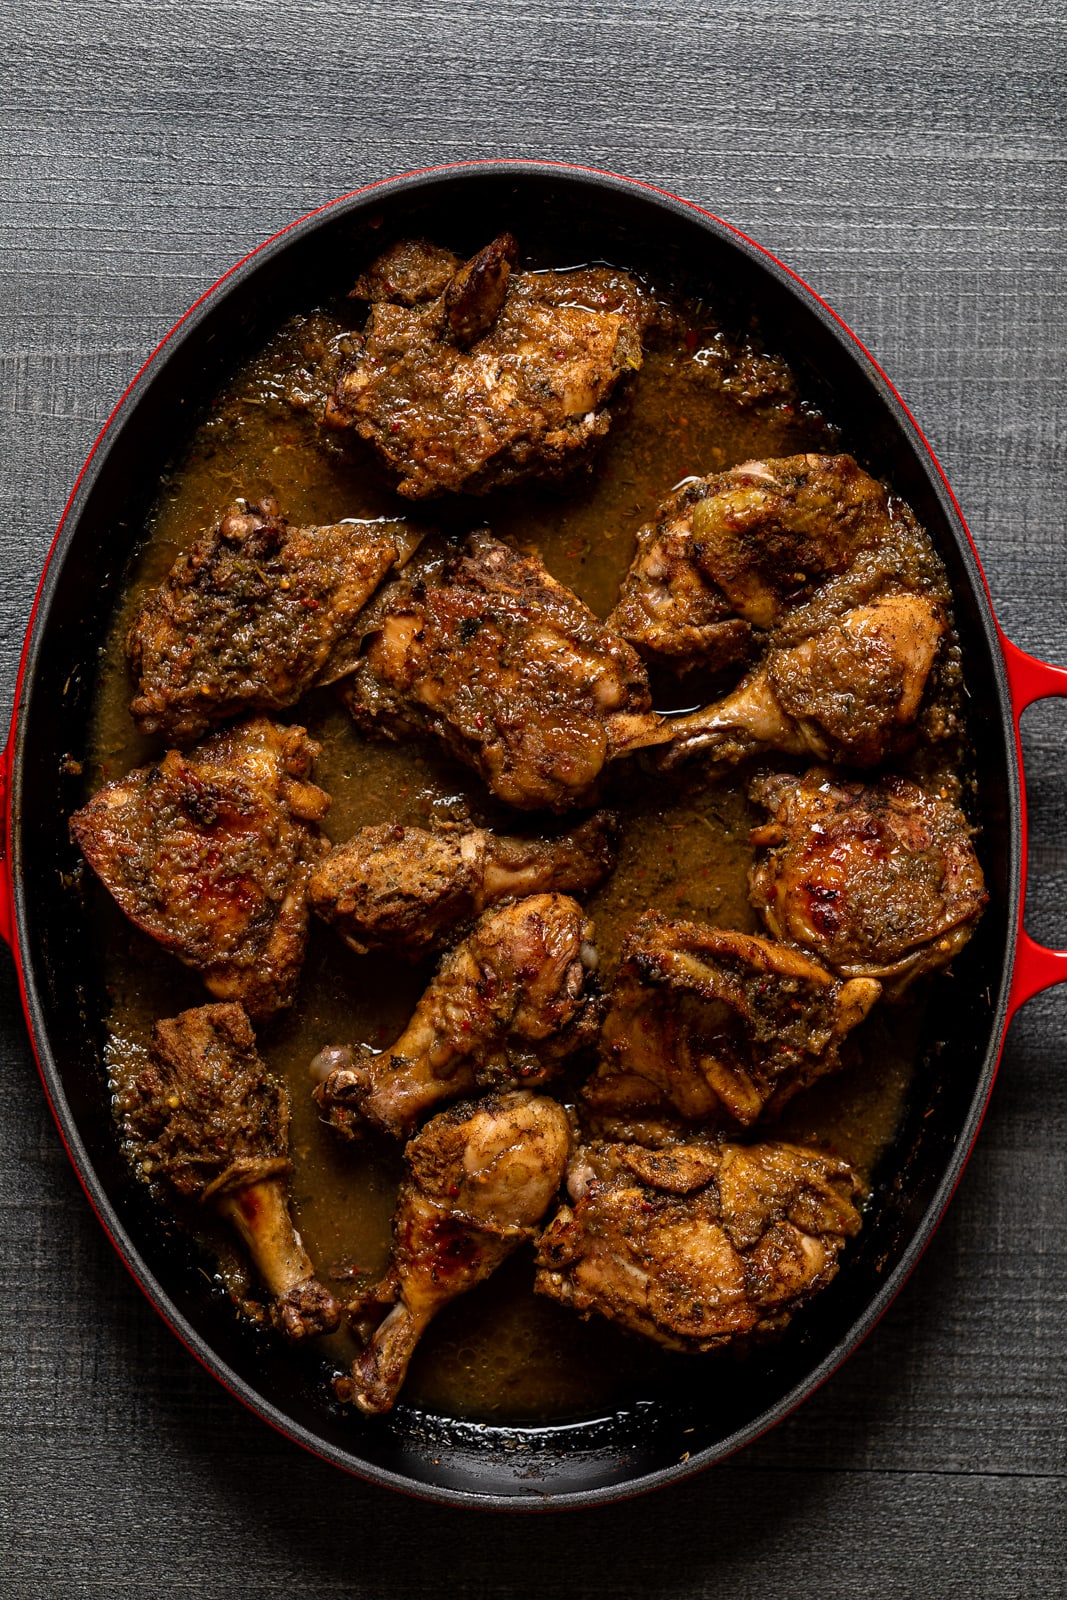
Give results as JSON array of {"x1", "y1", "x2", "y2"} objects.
[{"x1": 2, "y1": 4, "x2": 1064, "y2": 1594}]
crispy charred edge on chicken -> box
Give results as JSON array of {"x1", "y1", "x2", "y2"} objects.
[
  {"x1": 69, "y1": 717, "x2": 331, "y2": 1022},
  {"x1": 310, "y1": 894, "x2": 603, "y2": 1140},
  {"x1": 118, "y1": 1002, "x2": 340, "y2": 1340},
  {"x1": 336, "y1": 1090, "x2": 572, "y2": 1414},
  {"x1": 583, "y1": 912, "x2": 881, "y2": 1133},
  {"x1": 308, "y1": 810, "x2": 620, "y2": 958},
  {"x1": 534, "y1": 1138, "x2": 863, "y2": 1351},
  {"x1": 125, "y1": 495, "x2": 426, "y2": 744},
  {"x1": 748, "y1": 766, "x2": 988, "y2": 995}
]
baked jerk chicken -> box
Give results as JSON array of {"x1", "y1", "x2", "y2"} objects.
[
  {"x1": 609, "y1": 453, "x2": 945, "y2": 670},
  {"x1": 127, "y1": 496, "x2": 423, "y2": 744},
  {"x1": 311, "y1": 894, "x2": 600, "y2": 1140},
  {"x1": 535, "y1": 1138, "x2": 863, "y2": 1351},
  {"x1": 76, "y1": 239, "x2": 989, "y2": 1401},
  {"x1": 749, "y1": 768, "x2": 988, "y2": 994},
  {"x1": 309, "y1": 810, "x2": 618, "y2": 957},
  {"x1": 342, "y1": 531, "x2": 663, "y2": 811},
  {"x1": 323, "y1": 234, "x2": 651, "y2": 498},
  {"x1": 583, "y1": 912, "x2": 880, "y2": 1138},
  {"x1": 339, "y1": 1091, "x2": 571, "y2": 1413},
  {"x1": 118, "y1": 1002, "x2": 340, "y2": 1340},
  {"x1": 658, "y1": 592, "x2": 947, "y2": 770},
  {"x1": 70, "y1": 717, "x2": 330, "y2": 1020}
]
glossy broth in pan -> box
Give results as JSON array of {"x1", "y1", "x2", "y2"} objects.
[{"x1": 86, "y1": 278, "x2": 945, "y2": 1423}]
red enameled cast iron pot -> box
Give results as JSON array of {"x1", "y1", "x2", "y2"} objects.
[{"x1": 3, "y1": 162, "x2": 1066, "y2": 1509}]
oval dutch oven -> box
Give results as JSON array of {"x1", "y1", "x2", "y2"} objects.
[{"x1": 2, "y1": 163, "x2": 1066, "y2": 1508}]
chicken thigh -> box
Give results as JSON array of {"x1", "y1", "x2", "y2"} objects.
[
  {"x1": 127, "y1": 496, "x2": 423, "y2": 743},
  {"x1": 683, "y1": 452, "x2": 915, "y2": 629},
  {"x1": 342, "y1": 532, "x2": 660, "y2": 811},
  {"x1": 338, "y1": 1091, "x2": 571, "y2": 1413},
  {"x1": 606, "y1": 475, "x2": 758, "y2": 671},
  {"x1": 608, "y1": 454, "x2": 945, "y2": 671},
  {"x1": 657, "y1": 593, "x2": 947, "y2": 769},
  {"x1": 311, "y1": 894, "x2": 601, "y2": 1139},
  {"x1": 309, "y1": 811, "x2": 618, "y2": 957},
  {"x1": 583, "y1": 911, "x2": 881, "y2": 1135},
  {"x1": 749, "y1": 768, "x2": 987, "y2": 993},
  {"x1": 70, "y1": 717, "x2": 330, "y2": 1019},
  {"x1": 535, "y1": 1137, "x2": 863, "y2": 1350},
  {"x1": 324, "y1": 233, "x2": 651, "y2": 498},
  {"x1": 118, "y1": 1002, "x2": 340, "y2": 1339}
]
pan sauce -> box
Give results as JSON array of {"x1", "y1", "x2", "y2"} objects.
[{"x1": 88, "y1": 283, "x2": 942, "y2": 1423}]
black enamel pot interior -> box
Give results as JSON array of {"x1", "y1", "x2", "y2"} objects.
[{"x1": 5, "y1": 162, "x2": 1052, "y2": 1509}]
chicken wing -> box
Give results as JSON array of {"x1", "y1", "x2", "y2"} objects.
[
  {"x1": 341, "y1": 532, "x2": 660, "y2": 811},
  {"x1": 583, "y1": 911, "x2": 881, "y2": 1134},
  {"x1": 338, "y1": 1090, "x2": 571, "y2": 1413},
  {"x1": 656, "y1": 592, "x2": 947, "y2": 769},
  {"x1": 535, "y1": 1137, "x2": 863, "y2": 1351},
  {"x1": 311, "y1": 893, "x2": 601, "y2": 1139},
  {"x1": 118, "y1": 1002, "x2": 340, "y2": 1339},
  {"x1": 324, "y1": 234, "x2": 651, "y2": 498},
  {"x1": 749, "y1": 767, "x2": 987, "y2": 993},
  {"x1": 70, "y1": 717, "x2": 330, "y2": 1019},
  {"x1": 127, "y1": 496, "x2": 423, "y2": 743},
  {"x1": 309, "y1": 811, "x2": 618, "y2": 957}
]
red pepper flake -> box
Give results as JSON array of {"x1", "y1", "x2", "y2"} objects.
[
  {"x1": 685, "y1": 329, "x2": 699, "y2": 352},
  {"x1": 301, "y1": 598, "x2": 320, "y2": 610}
]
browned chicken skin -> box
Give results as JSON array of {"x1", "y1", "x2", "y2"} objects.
[
  {"x1": 311, "y1": 893, "x2": 601, "y2": 1140},
  {"x1": 583, "y1": 911, "x2": 881, "y2": 1135},
  {"x1": 535, "y1": 1138, "x2": 863, "y2": 1351},
  {"x1": 609, "y1": 454, "x2": 945, "y2": 671},
  {"x1": 127, "y1": 496, "x2": 423, "y2": 743},
  {"x1": 118, "y1": 1003, "x2": 340, "y2": 1339},
  {"x1": 338, "y1": 1090, "x2": 571, "y2": 1413},
  {"x1": 70, "y1": 717, "x2": 330, "y2": 1020},
  {"x1": 749, "y1": 768, "x2": 988, "y2": 994},
  {"x1": 309, "y1": 811, "x2": 619, "y2": 957},
  {"x1": 324, "y1": 234, "x2": 650, "y2": 498},
  {"x1": 686, "y1": 452, "x2": 909, "y2": 630},
  {"x1": 607, "y1": 475, "x2": 759, "y2": 672},
  {"x1": 342, "y1": 532, "x2": 660, "y2": 811},
  {"x1": 657, "y1": 592, "x2": 947, "y2": 769}
]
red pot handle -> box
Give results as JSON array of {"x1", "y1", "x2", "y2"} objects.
[{"x1": 1001, "y1": 635, "x2": 1067, "y2": 1015}]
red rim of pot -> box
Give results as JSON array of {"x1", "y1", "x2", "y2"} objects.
[{"x1": 2, "y1": 160, "x2": 1066, "y2": 1510}]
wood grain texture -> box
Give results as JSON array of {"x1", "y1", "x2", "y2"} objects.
[{"x1": 1, "y1": 1, "x2": 1064, "y2": 1593}]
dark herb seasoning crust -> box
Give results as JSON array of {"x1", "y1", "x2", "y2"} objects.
[{"x1": 85, "y1": 261, "x2": 966, "y2": 1424}]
